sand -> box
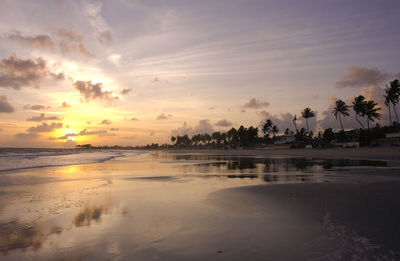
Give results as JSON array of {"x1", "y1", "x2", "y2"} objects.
[
  {"x1": 209, "y1": 181, "x2": 400, "y2": 259},
  {"x1": 0, "y1": 148, "x2": 400, "y2": 260}
]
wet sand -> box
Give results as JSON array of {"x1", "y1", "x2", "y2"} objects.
[
  {"x1": 0, "y1": 150, "x2": 400, "y2": 260},
  {"x1": 171, "y1": 146, "x2": 400, "y2": 166},
  {"x1": 209, "y1": 182, "x2": 400, "y2": 260}
]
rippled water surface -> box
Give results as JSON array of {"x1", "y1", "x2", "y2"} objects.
[{"x1": 0, "y1": 151, "x2": 399, "y2": 260}]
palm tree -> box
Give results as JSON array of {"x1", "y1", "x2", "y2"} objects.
[
  {"x1": 262, "y1": 119, "x2": 273, "y2": 135},
  {"x1": 352, "y1": 95, "x2": 366, "y2": 129},
  {"x1": 388, "y1": 79, "x2": 400, "y2": 123},
  {"x1": 384, "y1": 89, "x2": 392, "y2": 125},
  {"x1": 332, "y1": 99, "x2": 349, "y2": 131},
  {"x1": 271, "y1": 125, "x2": 279, "y2": 138},
  {"x1": 227, "y1": 127, "x2": 238, "y2": 147},
  {"x1": 364, "y1": 100, "x2": 381, "y2": 129},
  {"x1": 301, "y1": 107, "x2": 315, "y2": 134},
  {"x1": 292, "y1": 115, "x2": 298, "y2": 133}
]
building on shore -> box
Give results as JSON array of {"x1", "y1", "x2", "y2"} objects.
[{"x1": 379, "y1": 132, "x2": 400, "y2": 146}]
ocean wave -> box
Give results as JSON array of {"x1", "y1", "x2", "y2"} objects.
[{"x1": 0, "y1": 149, "x2": 145, "y2": 172}]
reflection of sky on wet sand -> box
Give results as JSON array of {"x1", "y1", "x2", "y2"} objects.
[{"x1": 0, "y1": 152, "x2": 397, "y2": 260}]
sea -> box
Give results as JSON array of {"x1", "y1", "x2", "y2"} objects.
[{"x1": 0, "y1": 148, "x2": 144, "y2": 172}]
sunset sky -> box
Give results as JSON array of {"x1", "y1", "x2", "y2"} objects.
[{"x1": 1, "y1": 0, "x2": 399, "y2": 147}]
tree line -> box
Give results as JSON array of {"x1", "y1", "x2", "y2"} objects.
[{"x1": 170, "y1": 79, "x2": 400, "y2": 148}]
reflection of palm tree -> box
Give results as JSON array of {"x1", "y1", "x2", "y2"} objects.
[
  {"x1": 332, "y1": 99, "x2": 349, "y2": 131},
  {"x1": 364, "y1": 100, "x2": 381, "y2": 129},
  {"x1": 301, "y1": 107, "x2": 315, "y2": 134},
  {"x1": 352, "y1": 95, "x2": 366, "y2": 129}
]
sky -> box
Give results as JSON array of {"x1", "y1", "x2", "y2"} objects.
[{"x1": 0, "y1": 0, "x2": 400, "y2": 147}]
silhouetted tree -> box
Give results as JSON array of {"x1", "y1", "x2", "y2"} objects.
[
  {"x1": 386, "y1": 79, "x2": 400, "y2": 123},
  {"x1": 332, "y1": 99, "x2": 349, "y2": 131},
  {"x1": 364, "y1": 100, "x2": 381, "y2": 129},
  {"x1": 384, "y1": 87, "x2": 393, "y2": 125},
  {"x1": 272, "y1": 125, "x2": 279, "y2": 138},
  {"x1": 227, "y1": 127, "x2": 238, "y2": 147},
  {"x1": 262, "y1": 119, "x2": 273, "y2": 138},
  {"x1": 284, "y1": 128, "x2": 290, "y2": 135},
  {"x1": 352, "y1": 95, "x2": 367, "y2": 129},
  {"x1": 301, "y1": 107, "x2": 315, "y2": 135},
  {"x1": 323, "y1": 128, "x2": 335, "y2": 143},
  {"x1": 292, "y1": 115, "x2": 298, "y2": 133}
]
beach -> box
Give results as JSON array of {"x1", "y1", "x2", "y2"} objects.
[{"x1": 0, "y1": 147, "x2": 400, "y2": 260}]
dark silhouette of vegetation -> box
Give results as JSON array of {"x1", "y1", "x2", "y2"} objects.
[
  {"x1": 352, "y1": 95, "x2": 367, "y2": 129},
  {"x1": 332, "y1": 99, "x2": 349, "y2": 131},
  {"x1": 301, "y1": 107, "x2": 315, "y2": 135},
  {"x1": 364, "y1": 100, "x2": 381, "y2": 129},
  {"x1": 384, "y1": 79, "x2": 400, "y2": 124}
]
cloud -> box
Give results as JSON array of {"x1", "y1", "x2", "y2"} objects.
[
  {"x1": 215, "y1": 119, "x2": 233, "y2": 127},
  {"x1": 335, "y1": 66, "x2": 391, "y2": 88},
  {"x1": 0, "y1": 95, "x2": 15, "y2": 113},
  {"x1": 61, "y1": 102, "x2": 71, "y2": 109},
  {"x1": 73, "y1": 80, "x2": 119, "y2": 103},
  {"x1": 15, "y1": 132, "x2": 39, "y2": 139},
  {"x1": 121, "y1": 88, "x2": 131, "y2": 95},
  {"x1": 58, "y1": 42, "x2": 94, "y2": 58},
  {"x1": 110, "y1": 128, "x2": 119, "y2": 131},
  {"x1": 156, "y1": 113, "x2": 171, "y2": 120},
  {"x1": 27, "y1": 122, "x2": 63, "y2": 133},
  {"x1": 79, "y1": 129, "x2": 110, "y2": 136},
  {"x1": 100, "y1": 119, "x2": 112, "y2": 125},
  {"x1": 9, "y1": 29, "x2": 94, "y2": 58},
  {"x1": 108, "y1": 54, "x2": 122, "y2": 65},
  {"x1": 256, "y1": 110, "x2": 313, "y2": 132},
  {"x1": 130, "y1": 117, "x2": 139, "y2": 121},
  {"x1": 83, "y1": 2, "x2": 112, "y2": 44},
  {"x1": 58, "y1": 128, "x2": 114, "y2": 139},
  {"x1": 54, "y1": 28, "x2": 94, "y2": 57},
  {"x1": 242, "y1": 98, "x2": 269, "y2": 109},
  {"x1": 0, "y1": 54, "x2": 64, "y2": 90},
  {"x1": 8, "y1": 32, "x2": 54, "y2": 49},
  {"x1": 122, "y1": 136, "x2": 136, "y2": 140},
  {"x1": 170, "y1": 119, "x2": 214, "y2": 137},
  {"x1": 64, "y1": 139, "x2": 77, "y2": 148},
  {"x1": 27, "y1": 113, "x2": 62, "y2": 122},
  {"x1": 54, "y1": 28, "x2": 83, "y2": 42},
  {"x1": 23, "y1": 104, "x2": 47, "y2": 110}
]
